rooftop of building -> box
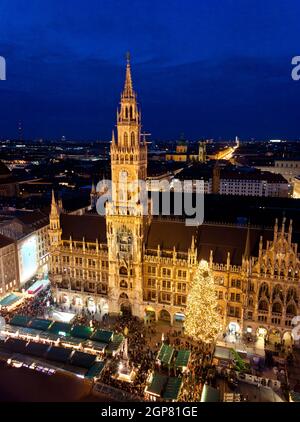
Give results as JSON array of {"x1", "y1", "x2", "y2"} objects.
[
  {"x1": 0, "y1": 233, "x2": 14, "y2": 248},
  {"x1": 58, "y1": 209, "x2": 300, "y2": 266}
]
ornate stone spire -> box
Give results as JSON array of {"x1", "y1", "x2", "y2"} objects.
[
  {"x1": 122, "y1": 52, "x2": 135, "y2": 98},
  {"x1": 50, "y1": 189, "x2": 58, "y2": 217}
]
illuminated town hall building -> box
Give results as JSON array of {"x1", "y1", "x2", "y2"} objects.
[{"x1": 49, "y1": 58, "x2": 300, "y2": 344}]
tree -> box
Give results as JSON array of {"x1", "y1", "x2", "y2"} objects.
[{"x1": 184, "y1": 260, "x2": 221, "y2": 344}]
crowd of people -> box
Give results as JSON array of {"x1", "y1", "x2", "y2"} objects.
[
  {"x1": 0, "y1": 289, "x2": 213, "y2": 402},
  {"x1": 0, "y1": 286, "x2": 52, "y2": 323}
]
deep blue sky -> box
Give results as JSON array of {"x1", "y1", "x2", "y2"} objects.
[{"x1": 0, "y1": 0, "x2": 300, "y2": 141}]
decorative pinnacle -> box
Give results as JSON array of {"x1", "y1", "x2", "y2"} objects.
[{"x1": 123, "y1": 52, "x2": 134, "y2": 98}]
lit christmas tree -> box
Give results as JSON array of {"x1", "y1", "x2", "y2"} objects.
[{"x1": 184, "y1": 260, "x2": 222, "y2": 344}]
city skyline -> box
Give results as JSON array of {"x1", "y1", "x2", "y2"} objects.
[{"x1": 0, "y1": 0, "x2": 300, "y2": 140}]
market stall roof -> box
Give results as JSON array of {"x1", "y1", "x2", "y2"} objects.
[
  {"x1": 146, "y1": 373, "x2": 182, "y2": 401},
  {"x1": 46, "y1": 345, "x2": 72, "y2": 363},
  {"x1": 83, "y1": 340, "x2": 107, "y2": 353},
  {"x1": 85, "y1": 361, "x2": 105, "y2": 379},
  {"x1": 70, "y1": 351, "x2": 96, "y2": 369},
  {"x1": 18, "y1": 327, "x2": 42, "y2": 338},
  {"x1": 10, "y1": 315, "x2": 32, "y2": 328},
  {"x1": 48, "y1": 321, "x2": 72, "y2": 336},
  {"x1": 39, "y1": 331, "x2": 61, "y2": 342},
  {"x1": 29, "y1": 318, "x2": 52, "y2": 331},
  {"x1": 0, "y1": 293, "x2": 23, "y2": 308},
  {"x1": 70, "y1": 324, "x2": 94, "y2": 340},
  {"x1": 175, "y1": 349, "x2": 191, "y2": 369},
  {"x1": 3, "y1": 337, "x2": 27, "y2": 354},
  {"x1": 106, "y1": 334, "x2": 124, "y2": 354},
  {"x1": 201, "y1": 384, "x2": 220, "y2": 402},
  {"x1": 26, "y1": 341, "x2": 49, "y2": 358},
  {"x1": 91, "y1": 329, "x2": 113, "y2": 344},
  {"x1": 163, "y1": 377, "x2": 183, "y2": 401},
  {"x1": 157, "y1": 344, "x2": 174, "y2": 366},
  {"x1": 60, "y1": 336, "x2": 83, "y2": 347},
  {"x1": 146, "y1": 373, "x2": 168, "y2": 397}
]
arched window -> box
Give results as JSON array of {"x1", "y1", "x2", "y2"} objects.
[
  {"x1": 272, "y1": 302, "x2": 282, "y2": 314},
  {"x1": 130, "y1": 106, "x2": 133, "y2": 119},
  {"x1": 131, "y1": 132, "x2": 135, "y2": 147},
  {"x1": 272, "y1": 284, "x2": 284, "y2": 302},
  {"x1": 258, "y1": 283, "x2": 270, "y2": 300},
  {"x1": 124, "y1": 132, "x2": 128, "y2": 147},
  {"x1": 258, "y1": 300, "x2": 269, "y2": 311},
  {"x1": 120, "y1": 280, "x2": 128, "y2": 289},
  {"x1": 119, "y1": 266, "x2": 128, "y2": 276},
  {"x1": 125, "y1": 107, "x2": 128, "y2": 119}
]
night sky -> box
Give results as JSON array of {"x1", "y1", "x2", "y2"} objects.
[{"x1": 0, "y1": 0, "x2": 300, "y2": 141}]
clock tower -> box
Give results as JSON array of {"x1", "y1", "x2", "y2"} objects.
[{"x1": 106, "y1": 55, "x2": 149, "y2": 318}]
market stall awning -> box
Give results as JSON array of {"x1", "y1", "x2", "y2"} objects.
[
  {"x1": 46, "y1": 345, "x2": 72, "y2": 363},
  {"x1": 85, "y1": 361, "x2": 105, "y2": 379},
  {"x1": 146, "y1": 373, "x2": 168, "y2": 397},
  {"x1": 146, "y1": 373, "x2": 182, "y2": 401},
  {"x1": 157, "y1": 344, "x2": 174, "y2": 366},
  {"x1": 0, "y1": 293, "x2": 23, "y2": 309},
  {"x1": 106, "y1": 334, "x2": 124, "y2": 354},
  {"x1": 163, "y1": 377, "x2": 183, "y2": 401},
  {"x1": 48, "y1": 321, "x2": 72, "y2": 336},
  {"x1": 83, "y1": 340, "x2": 107, "y2": 353},
  {"x1": 27, "y1": 279, "x2": 49, "y2": 295},
  {"x1": 10, "y1": 314, "x2": 31, "y2": 328},
  {"x1": 29, "y1": 318, "x2": 52, "y2": 331},
  {"x1": 175, "y1": 349, "x2": 191, "y2": 369},
  {"x1": 70, "y1": 350, "x2": 96, "y2": 369},
  {"x1": 70, "y1": 324, "x2": 94, "y2": 340},
  {"x1": 91, "y1": 329, "x2": 113, "y2": 344}
]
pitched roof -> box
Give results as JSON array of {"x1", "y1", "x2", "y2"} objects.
[
  {"x1": 0, "y1": 234, "x2": 14, "y2": 248},
  {"x1": 60, "y1": 213, "x2": 107, "y2": 243},
  {"x1": 146, "y1": 219, "x2": 197, "y2": 252},
  {"x1": 145, "y1": 218, "x2": 275, "y2": 266}
]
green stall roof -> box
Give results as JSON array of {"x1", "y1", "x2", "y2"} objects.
[
  {"x1": 157, "y1": 344, "x2": 174, "y2": 366},
  {"x1": 10, "y1": 315, "x2": 32, "y2": 328},
  {"x1": 146, "y1": 373, "x2": 182, "y2": 401},
  {"x1": 163, "y1": 377, "x2": 183, "y2": 401},
  {"x1": 85, "y1": 361, "x2": 105, "y2": 379},
  {"x1": 91, "y1": 329, "x2": 113, "y2": 344},
  {"x1": 201, "y1": 384, "x2": 220, "y2": 402},
  {"x1": 26, "y1": 341, "x2": 49, "y2": 358},
  {"x1": 175, "y1": 349, "x2": 191, "y2": 369},
  {"x1": 46, "y1": 345, "x2": 72, "y2": 363},
  {"x1": 106, "y1": 334, "x2": 124, "y2": 354},
  {"x1": 48, "y1": 321, "x2": 72, "y2": 336},
  {"x1": 70, "y1": 351, "x2": 96, "y2": 369},
  {"x1": 29, "y1": 318, "x2": 52, "y2": 331},
  {"x1": 146, "y1": 374, "x2": 168, "y2": 397},
  {"x1": 39, "y1": 331, "x2": 61, "y2": 342},
  {"x1": 60, "y1": 336, "x2": 83, "y2": 346},
  {"x1": 0, "y1": 293, "x2": 21, "y2": 308},
  {"x1": 18, "y1": 327, "x2": 42, "y2": 337},
  {"x1": 70, "y1": 324, "x2": 94, "y2": 340},
  {"x1": 83, "y1": 340, "x2": 107, "y2": 353}
]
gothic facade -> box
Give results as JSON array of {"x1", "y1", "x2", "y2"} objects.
[{"x1": 49, "y1": 58, "x2": 300, "y2": 343}]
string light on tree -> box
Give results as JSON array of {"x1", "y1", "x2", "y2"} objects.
[{"x1": 184, "y1": 260, "x2": 222, "y2": 344}]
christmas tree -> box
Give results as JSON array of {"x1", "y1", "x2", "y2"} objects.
[{"x1": 184, "y1": 260, "x2": 221, "y2": 344}]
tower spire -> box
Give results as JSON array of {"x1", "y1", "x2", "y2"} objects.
[{"x1": 123, "y1": 52, "x2": 134, "y2": 98}]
